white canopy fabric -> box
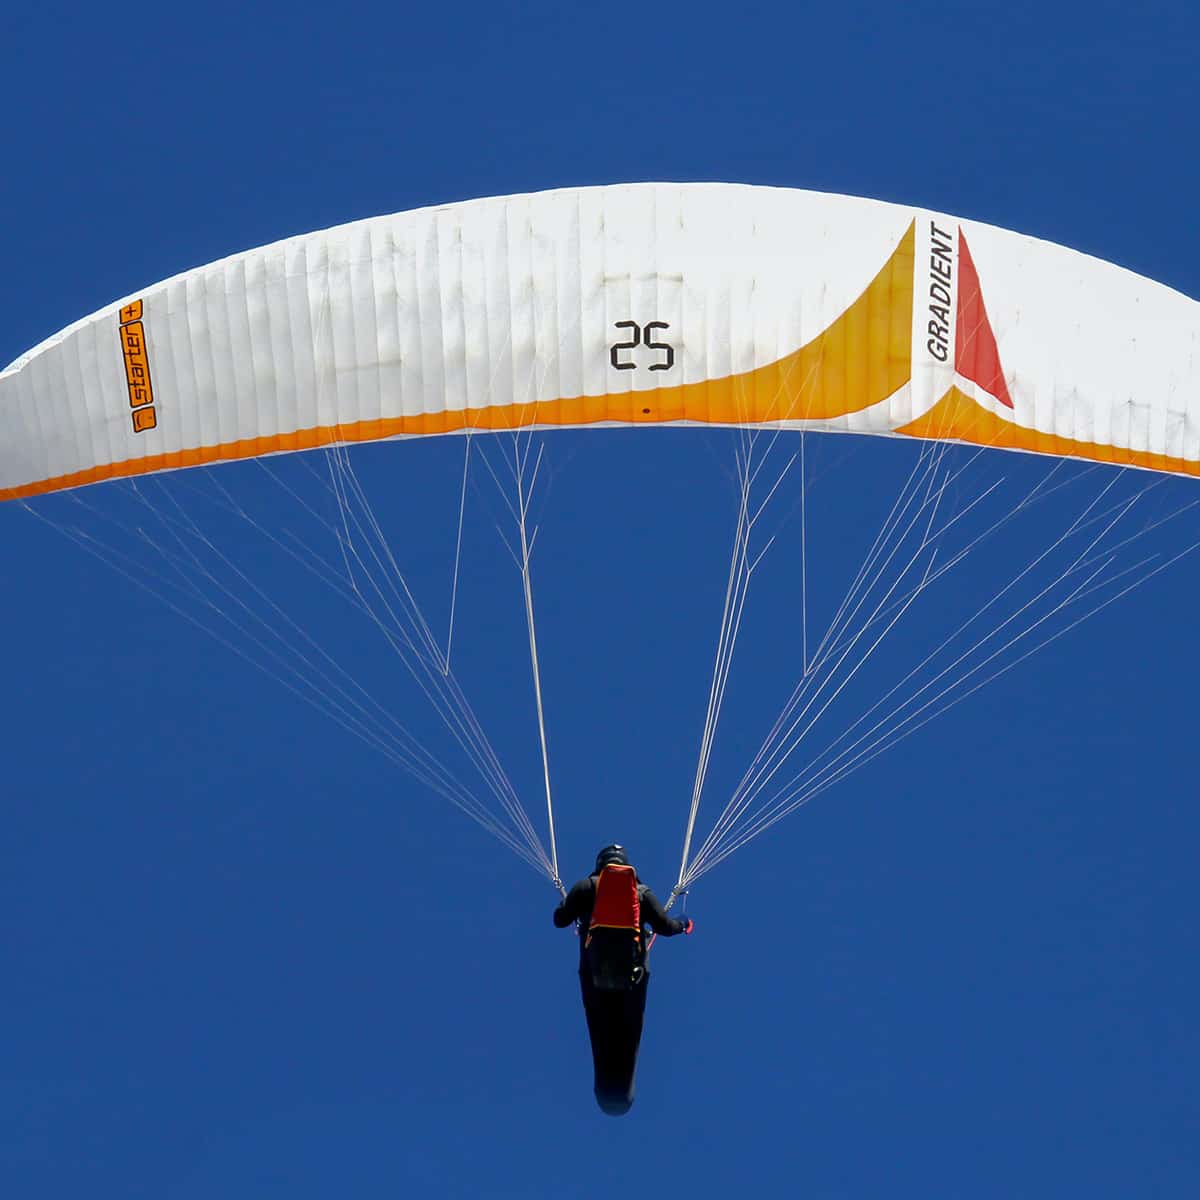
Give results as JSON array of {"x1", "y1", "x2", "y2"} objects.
[{"x1": 4, "y1": 183, "x2": 1198, "y2": 501}]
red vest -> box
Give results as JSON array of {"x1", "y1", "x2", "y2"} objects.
[
  {"x1": 583, "y1": 864, "x2": 644, "y2": 990},
  {"x1": 586, "y1": 864, "x2": 641, "y2": 944}
]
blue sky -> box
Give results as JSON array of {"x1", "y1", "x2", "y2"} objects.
[{"x1": 3, "y1": 2, "x2": 1199, "y2": 1196}]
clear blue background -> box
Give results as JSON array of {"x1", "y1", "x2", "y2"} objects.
[{"x1": 3, "y1": 2, "x2": 1198, "y2": 1195}]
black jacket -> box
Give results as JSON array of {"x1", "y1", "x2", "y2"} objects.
[{"x1": 553, "y1": 872, "x2": 687, "y2": 965}]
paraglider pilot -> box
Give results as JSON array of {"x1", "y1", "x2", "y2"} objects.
[{"x1": 553, "y1": 845, "x2": 693, "y2": 1115}]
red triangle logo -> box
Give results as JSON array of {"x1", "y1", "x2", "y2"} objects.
[{"x1": 956, "y1": 231, "x2": 1014, "y2": 409}]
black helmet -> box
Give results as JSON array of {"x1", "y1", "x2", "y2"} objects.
[{"x1": 594, "y1": 844, "x2": 630, "y2": 873}]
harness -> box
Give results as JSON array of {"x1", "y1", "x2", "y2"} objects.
[{"x1": 583, "y1": 864, "x2": 644, "y2": 991}]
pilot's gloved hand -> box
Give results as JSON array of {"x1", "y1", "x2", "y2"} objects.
[{"x1": 680, "y1": 918, "x2": 695, "y2": 935}]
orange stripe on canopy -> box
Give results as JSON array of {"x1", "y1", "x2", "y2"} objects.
[{"x1": 897, "y1": 386, "x2": 1200, "y2": 478}]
